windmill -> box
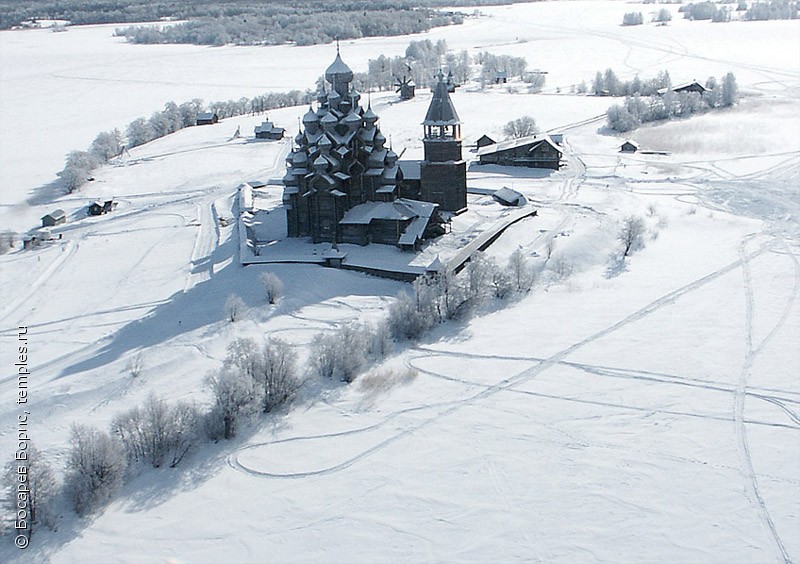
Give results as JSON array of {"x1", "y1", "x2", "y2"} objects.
[{"x1": 394, "y1": 74, "x2": 416, "y2": 101}]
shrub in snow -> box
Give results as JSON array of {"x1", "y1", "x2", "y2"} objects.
[
  {"x1": 206, "y1": 368, "x2": 258, "y2": 440},
  {"x1": 225, "y1": 337, "x2": 299, "y2": 412},
  {"x1": 224, "y1": 294, "x2": 246, "y2": 323},
  {"x1": 4, "y1": 444, "x2": 58, "y2": 536},
  {"x1": 0, "y1": 230, "x2": 15, "y2": 254},
  {"x1": 126, "y1": 352, "x2": 144, "y2": 378},
  {"x1": 259, "y1": 271, "x2": 284, "y2": 305},
  {"x1": 387, "y1": 291, "x2": 431, "y2": 341},
  {"x1": 507, "y1": 249, "x2": 537, "y2": 293},
  {"x1": 111, "y1": 394, "x2": 201, "y2": 468},
  {"x1": 64, "y1": 425, "x2": 126, "y2": 515},
  {"x1": 309, "y1": 322, "x2": 370, "y2": 383}
]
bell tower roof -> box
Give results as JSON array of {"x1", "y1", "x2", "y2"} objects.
[{"x1": 423, "y1": 71, "x2": 461, "y2": 126}]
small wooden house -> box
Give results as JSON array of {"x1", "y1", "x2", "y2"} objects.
[
  {"x1": 476, "y1": 135, "x2": 496, "y2": 149},
  {"x1": 493, "y1": 187, "x2": 526, "y2": 207},
  {"x1": 494, "y1": 70, "x2": 508, "y2": 84},
  {"x1": 477, "y1": 135, "x2": 563, "y2": 170},
  {"x1": 196, "y1": 112, "x2": 219, "y2": 126},
  {"x1": 41, "y1": 209, "x2": 66, "y2": 227},
  {"x1": 254, "y1": 120, "x2": 285, "y2": 140},
  {"x1": 620, "y1": 140, "x2": 639, "y2": 153},
  {"x1": 88, "y1": 199, "x2": 115, "y2": 216},
  {"x1": 658, "y1": 81, "x2": 707, "y2": 96}
]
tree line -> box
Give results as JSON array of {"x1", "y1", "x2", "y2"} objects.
[
  {"x1": 57, "y1": 89, "x2": 313, "y2": 194},
  {"x1": 1, "y1": 0, "x2": 548, "y2": 32},
  {"x1": 606, "y1": 72, "x2": 738, "y2": 132}
]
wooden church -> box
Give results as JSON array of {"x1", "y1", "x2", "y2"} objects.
[{"x1": 282, "y1": 50, "x2": 466, "y2": 249}]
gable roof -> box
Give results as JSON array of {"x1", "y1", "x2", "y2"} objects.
[{"x1": 476, "y1": 134, "x2": 563, "y2": 157}]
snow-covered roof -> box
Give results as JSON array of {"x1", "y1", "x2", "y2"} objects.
[
  {"x1": 424, "y1": 73, "x2": 461, "y2": 126},
  {"x1": 43, "y1": 209, "x2": 66, "y2": 220},
  {"x1": 398, "y1": 160, "x2": 421, "y2": 181},
  {"x1": 196, "y1": 112, "x2": 216, "y2": 120},
  {"x1": 476, "y1": 134, "x2": 563, "y2": 157},
  {"x1": 493, "y1": 187, "x2": 526, "y2": 207}
]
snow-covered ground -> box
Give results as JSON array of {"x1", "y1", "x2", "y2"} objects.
[{"x1": 0, "y1": 1, "x2": 798, "y2": 562}]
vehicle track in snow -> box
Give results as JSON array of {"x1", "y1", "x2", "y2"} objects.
[
  {"x1": 228, "y1": 244, "x2": 772, "y2": 479},
  {"x1": 734, "y1": 236, "x2": 799, "y2": 564}
]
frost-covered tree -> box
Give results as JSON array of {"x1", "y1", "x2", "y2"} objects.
[
  {"x1": 622, "y1": 12, "x2": 644, "y2": 25},
  {"x1": 0, "y1": 230, "x2": 15, "y2": 254},
  {"x1": 257, "y1": 338, "x2": 299, "y2": 411},
  {"x1": 90, "y1": 129, "x2": 123, "y2": 162},
  {"x1": 4, "y1": 444, "x2": 58, "y2": 538},
  {"x1": 503, "y1": 116, "x2": 538, "y2": 139},
  {"x1": 224, "y1": 294, "x2": 246, "y2": 323},
  {"x1": 259, "y1": 272, "x2": 284, "y2": 305},
  {"x1": 125, "y1": 117, "x2": 153, "y2": 147},
  {"x1": 58, "y1": 150, "x2": 99, "y2": 193},
  {"x1": 654, "y1": 8, "x2": 673, "y2": 23},
  {"x1": 206, "y1": 368, "x2": 258, "y2": 440},
  {"x1": 309, "y1": 323, "x2": 369, "y2": 383},
  {"x1": 618, "y1": 215, "x2": 646, "y2": 257},
  {"x1": 64, "y1": 425, "x2": 126, "y2": 515},
  {"x1": 387, "y1": 291, "x2": 430, "y2": 341},
  {"x1": 721, "y1": 72, "x2": 738, "y2": 107}
]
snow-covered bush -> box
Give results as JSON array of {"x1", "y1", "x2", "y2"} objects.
[
  {"x1": 111, "y1": 395, "x2": 201, "y2": 468},
  {"x1": 4, "y1": 444, "x2": 58, "y2": 537},
  {"x1": 387, "y1": 291, "x2": 431, "y2": 341},
  {"x1": 0, "y1": 230, "x2": 15, "y2": 254},
  {"x1": 224, "y1": 294, "x2": 246, "y2": 323},
  {"x1": 64, "y1": 425, "x2": 127, "y2": 515},
  {"x1": 309, "y1": 322, "x2": 370, "y2": 383},
  {"x1": 206, "y1": 368, "x2": 258, "y2": 440},
  {"x1": 507, "y1": 249, "x2": 536, "y2": 293},
  {"x1": 654, "y1": 8, "x2": 673, "y2": 23},
  {"x1": 225, "y1": 337, "x2": 299, "y2": 412},
  {"x1": 259, "y1": 271, "x2": 284, "y2": 305}
]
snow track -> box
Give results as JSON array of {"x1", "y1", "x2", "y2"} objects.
[{"x1": 734, "y1": 237, "x2": 800, "y2": 564}]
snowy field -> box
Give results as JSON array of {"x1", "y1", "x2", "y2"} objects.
[{"x1": 0, "y1": 1, "x2": 798, "y2": 562}]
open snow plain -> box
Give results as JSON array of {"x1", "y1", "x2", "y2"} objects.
[{"x1": 0, "y1": 1, "x2": 798, "y2": 562}]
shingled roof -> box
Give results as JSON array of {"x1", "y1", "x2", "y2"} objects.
[{"x1": 423, "y1": 72, "x2": 461, "y2": 126}]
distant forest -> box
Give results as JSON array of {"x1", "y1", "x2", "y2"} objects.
[{"x1": 0, "y1": 1, "x2": 544, "y2": 46}]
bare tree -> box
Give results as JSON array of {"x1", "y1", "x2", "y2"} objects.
[
  {"x1": 64, "y1": 425, "x2": 126, "y2": 515},
  {"x1": 206, "y1": 368, "x2": 257, "y2": 440},
  {"x1": 4, "y1": 444, "x2": 58, "y2": 539},
  {"x1": 503, "y1": 116, "x2": 539, "y2": 139},
  {"x1": 507, "y1": 249, "x2": 535, "y2": 293},
  {"x1": 224, "y1": 294, "x2": 246, "y2": 323},
  {"x1": 618, "y1": 215, "x2": 646, "y2": 257},
  {"x1": 259, "y1": 272, "x2": 284, "y2": 305},
  {"x1": 126, "y1": 352, "x2": 144, "y2": 378},
  {"x1": 258, "y1": 338, "x2": 299, "y2": 412}
]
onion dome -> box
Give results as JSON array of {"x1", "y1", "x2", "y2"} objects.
[
  {"x1": 374, "y1": 131, "x2": 386, "y2": 148},
  {"x1": 313, "y1": 155, "x2": 328, "y2": 171},
  {"x1": 385, "y1": 149, "x2": 398, "y2": 165},
  {"x1": 325, "y1": 52, "x2": 354, "y2": 85}
]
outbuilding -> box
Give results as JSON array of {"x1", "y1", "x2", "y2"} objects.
[
  {"x1": 493, "y1": 187, "x2": 527, "y2": 207},
  {"x1": 620, "y1": 140, "x2": 639, "y2": 153},
  {"x1": 476, "y1": 135, "x2": 496, "y2": 149},
  {"x1": 41, "y1": 209, "x2": 66, "y2": 227},
  {"x1": 196, "y1": 112, "x2": 219, "y2": 125}
]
